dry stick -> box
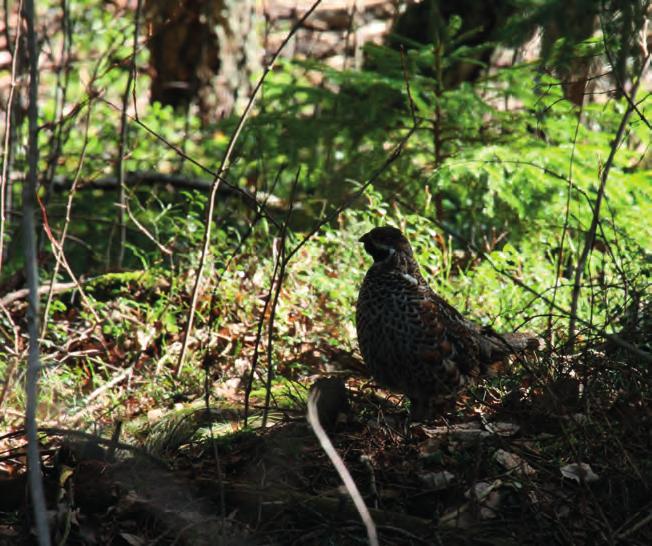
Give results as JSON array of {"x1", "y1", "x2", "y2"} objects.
[
  {"x1": 243, "y1": 246, "x2": 282, "y2": 427},
  {"x1": 568, "y1": 53, "x2": 650, "y2": 345},
  {"x1": 22, "y1": 0, "x2": 51, "y2": 543},
  {"x1": 399, "y1": 45, "x2": 417, "y2": 126},
  {"x1": 1, "y1": 281, "x2": 77, "y2": 307},
  {"x1": 307, "y1": 391, "x2": 379, "y2": 546},
  {"x1": 114, "y1": 0, "x2": 143, "y2": 268},
  {"x1": 0, "y1": 300, "x2": 19, "y2": 353},
  {"x1": 39, "y1": 42, "x2": 114, "y2": 332},
  {"x1": 40, "y1": 98, "x2": 95, "y2": 338},
  {"x1": 174, "y1": 0, "x2": 324, "y2": 378},
  {"x1": 36, "y1": 194, "x2": 101, "y2": 323},
  {"x1": 50, "y1": 171, "x2": 288, "y2": 213},
  {"x1": 40, "y1": 0, "x2": 72, "y2": 206},
  {"x1": 76, "y1": 362, "x2": 135, "y2": 407},
  {"x1": 217, "y1": 170, "x2": 286, "y2": 427},
  {"x1": 0, "y1": 0, "x2": 23, "y2": 273},
  {"x1": 600, "y1": 14, "x2": 650, "y2": 131},
  {"x1": 123, "y1": 202, "x2": 173, "y2": 256},
  {"x1": 261, "y1": 171, "x2": 300, "y2": 428},
  {"x1": 0, "y1": 302, "x2": 20, "y2": 409},
  {"x1": 547, "y1": 105, "x2": 583, "y2": 345},
  {"x1": 99, "y1": 98, "x2": 281, "y2": 229}
]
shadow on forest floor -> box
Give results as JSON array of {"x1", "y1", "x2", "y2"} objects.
[{"x1": 1, "y1": 345, "x2": 649, "y2": 545}]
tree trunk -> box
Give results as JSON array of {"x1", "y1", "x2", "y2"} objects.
[{"x1": 145, "y1": 0, "x2": 261, "y2": 123}]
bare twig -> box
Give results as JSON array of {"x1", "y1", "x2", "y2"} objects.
[
  {"x1": 40, "y1": 0, "x2": 73, "y2": 219},
  {"x1": 261, "y1": 170, "x2": 300, "y2": 427},
  {"x1": 243, "y1": 247, "x2": 281, "y2": 426},
  {"x1": 547, "y1": 105, "x2": 583, "y2": 345},
  {"x1": 49, "y1": 171, "x2": 290, "y2": 212},
  {"x1": 1, "y1": 281, "x2": 77, "y2": 307},
  {"x1": 36, "y1": 194, "x2": 101, "y2": 323},
  {"x1": 22, "y1": 0, "x2": 51, "y2": 541},
  {"x1": 77, "y1": 362, "x2": 135, "y2": 406},
  {"x1": 0, "y1": 0, "x2": 23, "y2": 273},
  {"x1": 307, "y1": 390, "x2": 379, "y2": 546},
  {"x1": 99, "y1": 97, "x2": 281, "y2": 227},
  {"x1": 41, "y1": 97, "x2": 95, "y2": 338},
  {"x1": 235, "y1": 170, "x2": 286, "y2": 427},
  {"x1": 174, "y1": 0, "x2": 324, "y2": 377},
  {"x1": 0, "y1": 301, "x2": 20, "y2": 409},
  {"x1": 399, "y1": 45, "x2": 417, "y2": 126},
  {"x1": 113, "y1": 0, "x2": 143, "y2": 268},
  {"x1": 600, "y1": 13, "x2": 651, "y2": 130},
  {"x1": 568, "y1": 53, "x2": 650, "y2": 344},
  {"x1": 122, "y1": 202, "x2": 173, "y2": 256}
]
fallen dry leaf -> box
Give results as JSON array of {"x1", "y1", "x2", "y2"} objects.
[
  {"x1": 484, "y1": 421, "x2": 520, "y2": 437},
  {"x1": 494, "y1": 449, "x2": 536, "y2": 477},
  {"x1": 418, "y1": 470, "x2": 455, "y2": 490},
  {"x1": 560, "y1": 463, "x2": 599, "y2": 483}
]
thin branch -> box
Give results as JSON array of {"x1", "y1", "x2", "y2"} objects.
[
  {"x1": 399, "y1": 45, "x2": 417, "y2": 126},
  {"x1": 262, "y1": 170, "x2": 300, "y2": 427},
  {"x1": 1, "y1": 281, "x2": 77, "y2": 307},
  {"x1": 113, "y1": 0, "x2": 143, "y2": 268},
  {"x1": 36, "y1": 194, "x2": 101, "y2": 323},
  {"x1": 307, "y1": 391, "x2": 379, "y2": 546},
  {"x1": 243, "y1": 243, "x2": 281, "y2": 426},
  {"x1": 224, "y1": 170, "x2": 286, "y2": 427},
  {"x1": 0, "y1": 301, "x2": 20, "y2": 409},
  {"x1": 99, "y1": 97, "x2": 281, "y2": 228},
  {"x1": 122, "y1": 202, "x2": 173, "y2": 256},
  {"x1": 600, "y1": 13, "x2": 651, "y2": 130},
  {"x1": 41, "y1": 97, "x2": 95, "y2": 338},
  {"x1": 0, "y1": 0, "x2": 23, "y2": 273},
  {"x1": 22, "y1": 0, "x2": 52, "y2": 542},
  {"x1": 40, "y1": 0, "x2": 73, "y2": 218},
  {"x1": 49, "y1": 171, "x2": 290, "y2": 212},
  {"x1": 548, "y1": 104, "x2": 583, "y2": 344},
  {"x1": 568, "y1": 53, "x2": 650, "y2": 344},
  {"x1": 174, "y1": 0, "x2": 324, "y2": 377}
]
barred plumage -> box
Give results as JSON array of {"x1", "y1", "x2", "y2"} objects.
[{"x1": 356, "y1": 226, "x2": 539, "y2": 420}]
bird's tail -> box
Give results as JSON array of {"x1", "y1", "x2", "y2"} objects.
[{"x1": 479, "y1": 330, "x2": 541, "y2": 364}]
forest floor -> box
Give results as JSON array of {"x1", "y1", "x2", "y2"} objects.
[{"x1": 0, "y1": 272, "x2": 650, "y2": 545}]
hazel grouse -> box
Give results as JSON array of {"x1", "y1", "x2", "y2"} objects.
[{"x1": 356, "y1": 226, "x2": 539, "y2": 421}]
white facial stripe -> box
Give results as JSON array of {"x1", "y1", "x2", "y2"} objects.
[
  {"x1": 381, "y1": 245, "x2": 395, "y2": 262},
  {"x1": 374, "y1": 242, "x2": 394, "y2": 253},
  {"x1": 401, "y1": 272, "x2": 418, "y2": 285}
]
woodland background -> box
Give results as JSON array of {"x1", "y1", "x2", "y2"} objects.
[{"x1": 0, "y1": 1, "x2": 650, "y2": 544}]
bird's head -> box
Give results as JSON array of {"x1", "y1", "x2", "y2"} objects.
[{"x1": 359, "y1": 226, "x2": 413, "y2": 263}]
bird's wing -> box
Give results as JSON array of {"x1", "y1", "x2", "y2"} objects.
[{"x1": 382, "y1": 276, "x2": 481, "y2": 378}]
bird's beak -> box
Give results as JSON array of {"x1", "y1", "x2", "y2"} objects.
[{"x1": 358, "y1": 233, "x2": 369, "y2": 243}]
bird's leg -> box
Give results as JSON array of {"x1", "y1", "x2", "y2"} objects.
[
  {"x1": 411, "y1": 393, "x2": 458, "y2": 422},
  {"x1": 409, "y1": 396, "x2": 429, "y2": 422},
  {"x1": 430, "y1": 396, "x2": 457, "y2": 421}
]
